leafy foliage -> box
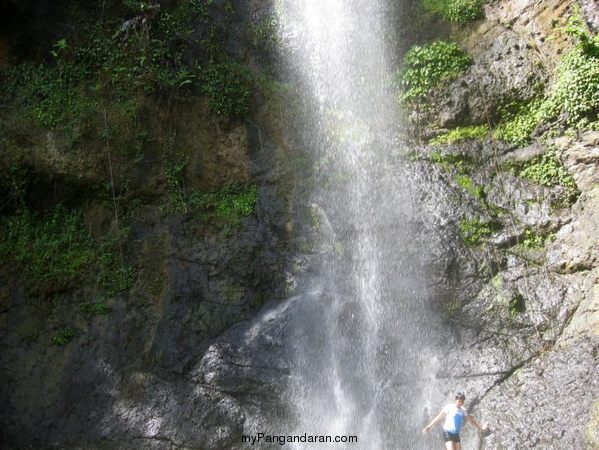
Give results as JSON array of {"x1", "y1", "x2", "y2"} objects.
[
  {"x1": 80, "y1": 302, "x2": 111, "y2": 317},
  {"x1": 200, "y1": 63, "x2": 252, "y2": 117},
  {"x1": 493, "y1": 98, "x2": 543, "y2": 146},
  {"x1": 459, "y1": 218, "x2": 501, "y2": 246},
  {"x1": 422, "y1": 0, "x2": 484, "y2": 23},
  {"x1": 455, "y1": 174, "x2": 484, "y2": 199},
  {"x1": 190, "y1": 184, "x2": 259, "y2": 227},
  {"x1": 398, "y1": 41, "x2": 472, "y2": 105},
  {"x1": 52, "y1": 327, "x2": 78, "y2": 346},
  {"x1": 519, "y1": 151, "x2": 577, "y2": 190},
  {"x1": 494, "y1": 7, "x2": 599, "y2": 144},
  {"x1": 429, "y1": 125, "x2": 489, "y2": 145},
  {"x1": 0, "y1": 206, "x2": 136, "y2": 297},
  {"x1": 538, "y1": 40, "x2": 599, "y2": 130},
  {"x1": 0, "y1": 207, "x2": 95, "y2": 292}
]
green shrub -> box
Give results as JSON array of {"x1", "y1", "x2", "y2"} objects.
[
  {"x1": 80, "y1": 302, "x2": 111, "y2": 317},
  {"x1": 459, "y1": 217, "x2": 501, "y2": 246},
  {"x1": 519, "y1": 151, "x2": 576, "y2": 189},
  {"x1": 190, "y1": 184, "x2": 259, "y2": 226},
  {"x1": 521, "y1": 228, "x2": 554, "y2": 249},
  {"x1": 538, "y1": 40, "x2": 599, "y2": 130},
  {"x1": 52, "y1": 327, "x2": 77, "y2": 346},
  {"x1": 493, "y1": 98, "x2": 543, "y2": 146},
  {"x1": 430, "y1": 124, "x2": 489, "y2": 145},
  {"x1": 0, "y1": 206, "x2": 136, "y2": 297},
  {"x1": 494, "y1": 7, "x2": 599, "y2": 142},
  {"x1": 398, "y1": 41, "x2": 472, "y2": 105},
  {"x1": 200, "y1": 63, "x2": 252, "y2": 117},
  {"x1": 422, "y1": 0, "x2": 484, "y2": 23},
  {"x1": 455, "y1": 174, "x2": 484, "y2": 199},
  {"x1": 0, "y1": 207, "x2": 95, "y2": 292}
]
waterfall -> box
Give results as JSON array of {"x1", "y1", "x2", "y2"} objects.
[{"x1": 276, "y1": 1, "x2": 442, "y2": 448}]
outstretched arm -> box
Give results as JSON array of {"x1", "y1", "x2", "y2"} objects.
[
  {"x1": 423, "y1": 410, "x2": 445, "y2": 433},
  {"x1": 466, "y1": 415, "x2": 488, "y2": 432}
]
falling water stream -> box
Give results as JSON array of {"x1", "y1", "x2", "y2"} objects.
[{"x1": 274, "y1": 1, "x2": 443, "y2": 449}]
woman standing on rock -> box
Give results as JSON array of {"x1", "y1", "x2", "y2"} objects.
[{"x1": 422, "y1": 392, "x2": 488, "y2": 450}]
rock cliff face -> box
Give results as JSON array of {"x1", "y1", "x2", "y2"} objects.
[
  {"x1": 395, "y1": 1, "x2": 599, "y2": 448},
  {"x1": 0, "y1": 0, "x2": 598, "y2": 449}
]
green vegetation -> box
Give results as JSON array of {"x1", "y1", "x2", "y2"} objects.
[
  {"x1": 161, "y1": 156, "x2": 259, "y2": 226},
  {"x1": 522, "y1": 228, "x2": 544, "y2": 249},
  {"x1": 52, "y1": 327, "x2": 77, "y2": 346},
  {"x1": 0, "y1": 0, "x2": 252, "y2": 149},
  {"x1": 455, "y1": 174, "x2": 485, "y2": 199},
  {"x1": 0, "y1": 207, "x2": 95, "y2": 292},
  {"x1": 200, "y1": 63, "x2": 252, "y2": 117},
  {"x1": 508, "y1": 293, "x2": 526, "y2": 316},
  {"x1": 430, "y1": 125, "x2": 489, "y2": 145},
  {"x1": 493, "y1": 98, "x2": 543, "y2": 146},
  {"x1": 538, "y1": 22, "x2": 599, "y2": 130},
  {"x1": 398, "y1": 41, "x2": 472, "y2": 105},
  {"x1": 163, "y1": 158, "x2": 190, "y2": 214},
  {"x1": 190, "y1": 184, "x2": 260, "y2": 227},
  {"x1": 248, "y1": 15, "x2": 280, "y2": 52},
  {"x1": 519, "y1": 151, "x2": 577, "y2": 189},
  {"x1": 520, "y1": 228, "x2": 555, "y2": 249},
  {"x1": 0, "y1": 206, "x2": 136, "y2": 297},
  {"x1": 459, "y1": 217, "x2": 501, "y2": 246},
  {"x1": 428, "y1": 151, "x2": 474, "y2": 172},
  {"x1": 519, "y1": 151, "x2": 579, "y2": 208},
  {"x1": 80, "y1": 302, "x2": 111, "y2": 317},
  {"x1": 96, "y1": 236, "x2": 138, "y2": 297},
  {"x1": 422, "y1": 0, "x2": 484, "y2": 23},
  {"x1": 495, "y1": 7, "x2": 599, "y2": 144}
]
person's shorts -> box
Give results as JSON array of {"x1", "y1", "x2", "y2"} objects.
[{"x1": 443, "y1": 431, "x2": 460, "y2": 443}]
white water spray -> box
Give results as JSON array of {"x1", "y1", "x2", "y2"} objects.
[{"x1": 276, "y1": 1, "x2": 442, "y2": 448}]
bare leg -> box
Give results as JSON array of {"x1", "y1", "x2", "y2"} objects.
[{"x1": 445, "y1": 442, "x2": 457, "y2": 450}]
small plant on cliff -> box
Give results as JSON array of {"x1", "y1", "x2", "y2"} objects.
[
  {"x1": 0, "y1": 206, "x2": 136, "y2": 297},
  {"x1": 0, "y1": 207, "x2": 95, "y2": 292},
  {"x1": 422, "y1": 0, "x2": 484, "y2": 23},
  {"x1": 52, "y1": 327, "x2": 78, "y2": 346},
  {"x1": 537, "y1": 28, "x2": 599, "y2": 130},
  {"x1": 398, "y1": 41, "x2": 472, "y2": 105},
  {"x1": 494, "y1": 6, "x2": 599, "y2": 143},
  {"x1": 458, "y1": 217, "x2": 501, "y2": 246},
  {"x1": 429, "y1": 124, "x2": 489, "y2": 145},
  {"x1": 455, "y1": 174, "x2": 485, "y2": 200},
  {"x1": 189, "y1": 184, "x2": 259, "y2": 227},
  {"x1": 519, "y1": 151, "x2": 577, "y2": 190},
  {"x1": 494, "y1": 98, "x2": 543, "y2": 146},
  {"x1": 200, "y1": 63, "x2": 252, "y2": 117},
  {"x1": 80, "y1": 302, "x2": 111, "y2": 318}
]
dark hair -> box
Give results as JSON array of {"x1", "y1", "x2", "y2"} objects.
[{"x1": 455, "y1": 392, "x2": 466, "y2": 400}]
